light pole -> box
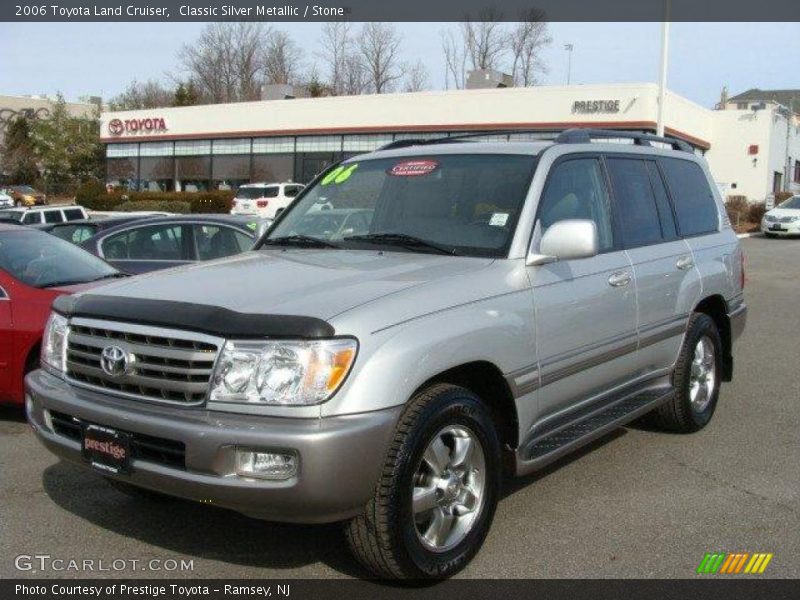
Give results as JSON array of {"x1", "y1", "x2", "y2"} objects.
[
  {"x1": 564, "y1": 44, "x2": 574, "y2": 85},
  {"x1": 656, "y1": 20, "x2": 670, "y2": 137}
]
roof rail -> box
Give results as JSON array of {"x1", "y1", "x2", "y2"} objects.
[{"x1": 554, "y1": 128, "x2": 694, "y2": 153}]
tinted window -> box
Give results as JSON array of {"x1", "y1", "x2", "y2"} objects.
[
  {"x1": 0, "y1": 229, "x2": 117, "y2": 288},
  {"x1": 44, "y1": 210, "x2": 64, "y2": 224},
  {"x1": 284, "y1": 185, "x2": 302, "y2": 198},
  {"x1": 236, "y1": 186, "x2": 279, "y2": 199},
  {"x1": 22, "y1": 212, "x2": 40, "y2": 225},
  {"x1": 645, "y1": 162, "x2": 677, "y2": 240},
  {"x1": 63, "y1": 208, "x2": 85, "y2": 221},
  {"x1": 51, "y1": 224, "x2": 97, "y2": 244},
  {"x1": 535, "y1": 158, "x2": 614, "y2": 252},
  {"x1": 102, "y1": 224, "x2": 185, "y2": 260},
  {"x1": 606, "y1": 158, "x2": 663, "y2": 247},
  {"x1": 195, "y1": 225, "x2": 253, "y2": 260},
  {"x1": 659, "y1": 158, "x2": 718, "y2": 236}
]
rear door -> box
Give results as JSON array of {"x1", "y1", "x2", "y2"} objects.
[
  {"x1": 0, "y1": 273, "x2": 13, "y2": 399},
  {"x1": 605, "y1": 156, "x2": 700, "y2": 375},
  {"x1": 528, "y1": 155, "x2": 638, "y2": 427}
]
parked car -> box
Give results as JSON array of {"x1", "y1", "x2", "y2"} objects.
[
  {"x1": 33, "y1": 215, "x2": 150, "y2": 245},
  {"x1": 79, "y1": 215, "x2": 259, "y2": 274},
  {"x1": 0, "y1": 190, "x2": 13, "y2": 208},
  {"x1": 230, "y1": 182, "x2": 304, "y2": 219},
  {"x1": 285, "y1": 209, "x2": 373, "y2": 240},
  {"x1": 26, "y1": 129, "x2": 746, "y2": 579},
  {"x1": 761, "y1": 195, "x2": 800, "y2": 237},
  {"x1": 0, "y1": 224, "x2": 124, "y2": 405},
  {"x1": 0, "y1": 205, "x2": 88, "y2": 225},
  {"x1": 3, "y1": 185, "x2": 47, "y2": 207}
]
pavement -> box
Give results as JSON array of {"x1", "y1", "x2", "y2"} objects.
[{"x1": 1, "y1": 235, "x2": 797, "y2": 579}]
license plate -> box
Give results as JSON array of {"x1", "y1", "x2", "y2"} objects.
[
  {"x1": 242, "y1": 202, "x2": 252, "y2": 210},
  {"x1": 770, "y1": 224, "x2": 785, "y2": 231},
  {"x1": 82, "y1": 424, "x2": 131, "y2": 474}
]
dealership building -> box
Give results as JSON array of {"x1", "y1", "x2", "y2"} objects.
[{"x1": 100, "y1": 83, "x2": 800, "y2": 203}]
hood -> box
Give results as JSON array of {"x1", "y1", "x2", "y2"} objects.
[
  {"x1": 766, "y1": 207, "x2": 800, "y2": 219},
  {"x1": 82, "y1": 249, "x2": 494, "y2": 321}
]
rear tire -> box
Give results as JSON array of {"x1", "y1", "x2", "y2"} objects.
[
  {"x1": 650, "y1": 313, "x2": 722, "y2": 433},
  {"x1": 345, "y1": 383, "x2": 501, "y2": 579}
]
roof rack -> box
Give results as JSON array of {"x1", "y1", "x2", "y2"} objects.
[{"x1": 554, "y1": 128, "x2": 694, "y2": 153}]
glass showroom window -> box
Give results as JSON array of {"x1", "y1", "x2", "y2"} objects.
[
  {"x1": 295, "y1": 135, "x2": 342, "y2": 152},
  {"x1": 342, "y1": 134, "x2": 393, "y2": 152},
  {"x1": 139, "y1": 142, "x2": 174, "y2": 157},
  {"x1": 212, "y1": 155, "x2": 251, "y2": 191},
  {"x1": 175, "y1": 140, "x2": 212, "y2": 156},
  {"x1": 253, "y1": 137, "x2": 295, "y2": 154},
  {"x1": 252, "y1": 154, "x2": 294, "y2": 183},
  {"x1": 175, "y1": 156, "x2": 211, "y2": 192},
  {"x1": 107, "y1": 158, "x2": 137, "y2": 190},
  {"x1": 139, "y1": 157, "x2": 175, "y2": 192},
  {"x1": 106, "y1": 143, "x2": 139, "y2": 158},
  {"x1": 213, "y1": 138, "x2": 252, "y2": 155}
]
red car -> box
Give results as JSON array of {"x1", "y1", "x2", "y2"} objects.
[{"x1": 0, "y1": 224, "x2": 124, "y2": 405}]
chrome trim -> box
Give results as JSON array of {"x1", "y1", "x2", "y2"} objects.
[{"x1": 64, "y1": 317, "x2": 223, "y2": 407}]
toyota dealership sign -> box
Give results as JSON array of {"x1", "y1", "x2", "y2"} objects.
[{"x1": 108, "y1": 116, "x2": 168, "y2": 136}]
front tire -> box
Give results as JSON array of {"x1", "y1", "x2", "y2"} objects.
[
  {"x1": 345, "y1": 383, "x2": 501, "y2": 579},
  {"x1": 650, "y1": 313, "x2": 722, "y2": 432}
]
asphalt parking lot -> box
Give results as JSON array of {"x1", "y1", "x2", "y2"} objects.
[{"x1": 1, "y1": 235, "x2": 797, "y2": 579}]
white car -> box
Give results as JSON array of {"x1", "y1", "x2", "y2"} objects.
[
  {"x1": 0, "y1": 192, "x2": 12, "y2": 209},
  {"x1": 762, "y1": 196, "x2": 800, "y2": 237},
  {"x1": 0, "y1": 204, "x2": 88, "y2": 225},
  {"x1": 230, "y1": 182, "x2": 305, "y2": 219}
]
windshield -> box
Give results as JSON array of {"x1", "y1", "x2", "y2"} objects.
[
  {"x1": 12, "y1": 186, "x2": 37, "y2": 194},
  {"x1": 778, "y1": 196, "x2": 800, "y2": 210},
  {"x1": 236, "y1": 186, "x2": 279, "y2": 200},
  {"x1": 0, "y1": 229, "x2": 118, "y2": 288},
  {"x1": 266, "y1": 154, "x2": 537, "y2": 257},
  {"x1": 0, "y1": 210, "x2": 23, "y2": 221}
]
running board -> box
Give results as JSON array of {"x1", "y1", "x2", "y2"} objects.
[{"x1": 515, "y1": 386, "x2": 674, "y2": 476}]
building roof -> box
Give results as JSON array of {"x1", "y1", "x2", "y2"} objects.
[{"x1": 729, "y1": 89, "x2": 800, "y2": 107}]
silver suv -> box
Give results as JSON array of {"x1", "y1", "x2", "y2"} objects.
[{"x1": 26, "y1": 129, "x2": 746, "y2": 579}]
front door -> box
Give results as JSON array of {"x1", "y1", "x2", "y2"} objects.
[
  {"x1": 527, "y1": 156, "x2": 637, "y2": 431},
  {"x1": 0, "y1": 273, "x2": 14, "y2": 400}
]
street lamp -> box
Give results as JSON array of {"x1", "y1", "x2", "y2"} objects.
[{"x1": 564, "y1": 44, "x2": 574, "y2": 85}]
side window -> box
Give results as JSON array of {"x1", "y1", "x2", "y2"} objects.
[
  {"x1": 103, "y1": 225, "x2": 185, "y2": 260},
  {"x1": 606, "y1": 158, "x2": 663, "y2": 248},
  {"x1": 102, "y1": 231, "x2": 129, "y2": 259},
  {"x1": 63, "y1": 208, "x2": 85, "y2": 221},
  {"x1": 645, "y1": 162, "x2": 678, "y2": 240},
  {"x1": 22, "y1": 212, "x2": 39, "y2": 225},
  {"x1": 44, "y1": 210, "x2": 64, "y2": 224},
  {"x1": 284, "y1": 185, "x2": 301, "y2": 198},
  {"x1": 196, "y1": 225, "x2": 249, "y2": 260},
  {"x1": 535, "y1": 158, "x2": 614, "y2": 252},
  {"x1": 659, "y1": 158, "x2": 719, "y2": 236},
  {"x1": 263, "y1": 187, "x2": 280, "y2": 198}
]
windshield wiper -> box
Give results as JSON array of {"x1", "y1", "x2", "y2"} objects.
[
  {"x1": 262, "y1": 234, "x2": 340, "y2": 249},
  {"x1": 343, "y1": 233, "x2": 460, "y2": 256},
  {"x1": 91, "y1": 272, "x2": 128, "y2": 282},
  {"x1": 38, "y1": 279, "x2": 87, "y2": 289}
]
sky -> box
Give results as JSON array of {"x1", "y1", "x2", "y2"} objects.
[{"x1": 0, "y1": 21, "x2": 797, "y2": 108}]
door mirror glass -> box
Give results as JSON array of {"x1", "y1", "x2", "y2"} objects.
[{"x1": 530, "y1": 219, "x2": 599, "y2": 265}]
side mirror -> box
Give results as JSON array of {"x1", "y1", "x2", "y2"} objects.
[{"x1": 527, "y1": 219, "x2": 599, "y2": 266}]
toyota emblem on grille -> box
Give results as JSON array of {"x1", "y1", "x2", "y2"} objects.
[{"x1": 100, "y1": 345, "x2": 129, "y2": 377}]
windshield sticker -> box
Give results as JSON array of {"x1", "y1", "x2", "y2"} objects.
[
  {"x1": 388, "y1": 160, "x2": 439, "y2": 177},
  {"x1": 246, "y1": 222, "x2": 257, "y2": 231},
  {"x1": 489, "y1": 213, "x2": 510, "y2": 227},
  {"x1": 321, "y1": 164, "x2": 358, "y2": 186}
]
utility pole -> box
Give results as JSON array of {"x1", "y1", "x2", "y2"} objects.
[
  {"x1": 656, "y1": 18, "x2": 670, "y2": 137},
  {"x1": 564, "y1": 44, "x2": 574, "y2": 85},
  {"x1": 783, "y1": 97, "x2": 795, "y2": 192}
]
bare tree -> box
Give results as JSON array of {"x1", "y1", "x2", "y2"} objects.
[
  {"x1": 509, "y1": 11, "x2": 552, "y2": 86},
  {"x1": 264, "y1": 30, "x2": 304, "y2": 85},
  {"x1": 441, "y1": 29, "x2": 467, "y2": 89},
  {"x1": 108, "y1": 79, "x2": 174, "y2": 110},
  {"x1": 341, "y1": 54, "x2": 368, "y2": 96},
  {"x1": 316, "y1": 22, "x2": 352, "y2": 95},
  {"x1": 461, "y1": 9, "x2": 507, "y2": 71},
  {"x1": 403, "y1": 60, "x2": 429, "y2": 92},
  {"x1": 357, "y1": 23, "x2": 403, "y2": 94},
  {"x1": 179, "y1": 22, "x2": 265, "y2": 103}
]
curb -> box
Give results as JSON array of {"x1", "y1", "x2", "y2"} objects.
[{"x1": 737, "y1": 233, "x2": 759, "y2": 239}]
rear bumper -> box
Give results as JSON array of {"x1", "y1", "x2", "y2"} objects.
[{"x1": 26, "y1": 369, "x2": 401, "y2": 523}]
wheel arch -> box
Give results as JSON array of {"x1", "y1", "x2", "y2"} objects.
[{"x1": 693, "y1": 294, "x2": 732, "y2": 381}]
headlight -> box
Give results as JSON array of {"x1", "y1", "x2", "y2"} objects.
[
  {"x1": 210, "y1": 338, "x2": 357, "y2": 405},
  {"x1": 41, "y1": 312, "x2": 69, "y2": 373}
]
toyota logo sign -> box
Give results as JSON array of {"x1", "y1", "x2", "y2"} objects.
[
  {"x1": 100, "y1": 345, "x2": 130, "y2": 377},
  {"x1": 108, "y1": 119, "x2": 124, "y2": 135}
]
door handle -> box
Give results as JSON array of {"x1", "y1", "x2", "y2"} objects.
[
  {"x1": 676, "y1": 256, "x2": 695, "y2": 270},
  {"x1": 608, "y1": 271, "x2": 632, "y2": 287}
]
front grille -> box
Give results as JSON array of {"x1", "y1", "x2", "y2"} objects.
[
  {"x1": 66, "y1": 319, "x2": 221, "y2": 405},
  {"x1": 49, "y1": 410, "x2": 186, "y2": 470}
]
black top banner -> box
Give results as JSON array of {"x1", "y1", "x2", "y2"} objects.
[{"x1": 2, "y1": 0, "x2": 800, "y2": 22}]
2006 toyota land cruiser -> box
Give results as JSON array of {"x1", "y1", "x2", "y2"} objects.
[{"x1": 27, "y1": 129, "x2": 746, "y2": 579}]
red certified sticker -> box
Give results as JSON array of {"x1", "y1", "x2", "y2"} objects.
[{"x1": 388, "y1": 160, "x2": 439, "y2": 177}]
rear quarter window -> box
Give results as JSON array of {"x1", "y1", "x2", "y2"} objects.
[
  {"x1": 63, "y1": 208, "x2": 86, "y2": 221},
  {"x1": 659, "y1": 158, "x2": 719, "y2": 237}
]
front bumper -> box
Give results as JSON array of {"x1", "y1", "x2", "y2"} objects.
[
  {"x1": 26, "y1": 369, "x2": 401, "y2": 523},
  {"x1": 761, "y1": 221, "x2": 800, "y2": 235}
]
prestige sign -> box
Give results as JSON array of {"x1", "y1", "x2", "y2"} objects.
[
  {"x1": 108, "y1": 116, "x2": 168, "y2": 136},
  {"x1": 572, "y1": 99, "x2": 620, "y2": 114}
]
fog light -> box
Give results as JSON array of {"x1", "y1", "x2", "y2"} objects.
[{"x1": 235, "y1": 449, "x2": 298, "y2": 480}]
